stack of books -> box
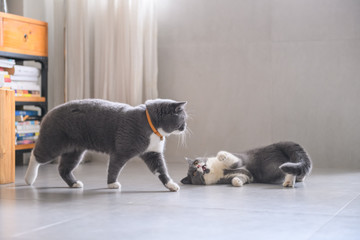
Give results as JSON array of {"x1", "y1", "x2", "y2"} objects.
[
  {"x1": 0, "y1": 57, "x2": 41, "y2": 97},
  {"x1": 0, "y1": 58, "x2": 14, "y2": 88},
  {"x1": 15, "y1": 110, "x2": 40, "y2": 145}
]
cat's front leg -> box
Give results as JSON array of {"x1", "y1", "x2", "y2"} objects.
[
  {"x1": 231, "y1": 173, "x2": 252, "y2": 187},
  {"x1": 140, "y1": 151, "x2": 179, "y2": 192},
  {"x1": 217, "y1": 151, "x2": 242, "y2": 167}
]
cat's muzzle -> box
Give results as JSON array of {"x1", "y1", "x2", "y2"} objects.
[{"x1": 178, "y1": 122, "x2": 186, "y2": 131}]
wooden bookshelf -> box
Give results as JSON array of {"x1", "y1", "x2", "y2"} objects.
[
  {"x1": 0, "y1": 12, "x2": 48, "y2": 57},
  {"x1": 0, "y1": 89, "x2": 15, "y2": 184},
  {"x1": 15, "y1": 143, "x2": 35, "y2": 151},
  {"x1": 0, "y1": 13, "x2": 48, "y2": 175}
]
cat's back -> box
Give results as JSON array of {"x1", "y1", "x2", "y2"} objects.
[
  {"x1": 43, "y1": 99, "x2": 133, "y2": 124},
  {"x1": 40, "y1": 99, "x2": 139, "y2": 139},
  {"x1": 53, "y1": 99, "x2": 130, "y2": 116}
]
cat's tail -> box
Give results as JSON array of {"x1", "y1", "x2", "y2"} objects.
[{"x1": 278, "y1": 142, "x2": 312, "y2": 177}]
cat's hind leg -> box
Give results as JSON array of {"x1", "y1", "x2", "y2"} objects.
[
  {"x1": 25, "y1": 150, "x2": 41, "y2": 185},
  {"x1": 217, "y1": 151, "x2": 242, "y2": 168},
  {"x1": 58, "y1": 150, "x2": 85, "y2": 188},
  {"x1": 296, "y1": 175, "x2": 306, "y2": 182},
  {"x1": 283, "y1": 174, "x2": 296, "y2": 188},
  {"x1": 25, "y1": 145, "x2": 60, "y2": 185}
]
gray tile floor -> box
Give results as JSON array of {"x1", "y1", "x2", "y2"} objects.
[{"x1": 1, "y1": 160, "x2": 360, "y2": 240}]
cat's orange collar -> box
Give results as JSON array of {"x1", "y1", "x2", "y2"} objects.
[{"x1": 146, "y1": 108, "x2": 164, "y2": 141}]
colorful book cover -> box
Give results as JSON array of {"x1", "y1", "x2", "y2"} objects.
[{"x1": 15, "y1": 110, "x2": 39, "y2": 116}]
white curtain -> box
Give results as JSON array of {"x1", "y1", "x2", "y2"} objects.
[{"x1": 65, "y1": 0, "x2": 158, "y2": 106}]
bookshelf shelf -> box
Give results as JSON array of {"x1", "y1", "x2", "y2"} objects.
[
  {"x1": 15, "y1": 143, "x2": 35, "y2": 151},
  {"x1": 0, "y1": 13, "x2": 48, "y2": 174},
  {"x1": 15, "y1": 96, "x2": 46, "y2": 102}
]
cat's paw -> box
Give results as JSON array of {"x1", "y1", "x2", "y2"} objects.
[
  {"x1": 282, "y1": 180, "x2": 295, "y2": 188},
  {"x1": 231, "y1": 177, "x2": 244, "y2": 187},
  {"x1": 217, "y1": 151, "x2": 229, "y2": 161},
  {"x1": 165, "y1": 181, "x2": 180, "y2": 192},
  {"x1": 71, "y1": 181, "x2": 84, "y2": 188},
  {"x1": 108, "y1": 182, "x2": 121, "y2": 189},
  {"x1": 283, "y1": 174, "x2": 295, "y2": 188}
]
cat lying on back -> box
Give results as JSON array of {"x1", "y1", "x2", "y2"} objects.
[
  {"x1": 181, "y1": 142, "x2": 312, "y2": 188},
  {"x1": 25, "y1": 98, "x2": 187, "y2": 192}
]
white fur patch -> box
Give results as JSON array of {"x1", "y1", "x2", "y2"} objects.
[
  {"x1": 108, "y1": 182, "x2": 121, "y2": 189},
  {"x1": 283, "y1": 174, "x2": 296, "y2": 188},
  {"x1": 24, "y1": 151, "x2": 40, "y2": 185},
  {"x1": 231, "y1": 177, "x2": 244, "y2": 187},
  {"x1": 71, "y1": 181, "x2": 84, "y2": 188},
  {"x1": 158, "y1": 128, "x2": 171, "y2": 137},
  {"x1": 217, "y1": 151, "x2": 241, "y2": 167},
  {"x1": 165, "y1": 181, "x2": 180, "y2": 192},
  {"x1": 145, "y1": 132, "x2": 165, "y2": 153},
  {"x1": 203, "y1": 157, "x2": 226, "y2": 185}
]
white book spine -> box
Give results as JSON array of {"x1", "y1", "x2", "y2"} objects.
[
  {"x1": 10, "y1": 82, "x2": 41, "y2": 91},
  {"x1": 11, "y1": 75, "x2": 39, "y2": 82},
  {"x1": 12, "y1": 65, "x2": 40, "y2": 77}
]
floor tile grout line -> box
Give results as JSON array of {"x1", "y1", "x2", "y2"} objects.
[
  {"x1": 332, "y1": 193, "x2": 360, "y2": 216},
  {"x1": 11, "y1": 218, "x2": 78, "y2": 238},
  {"x1": 306, "y1": 192, "x2": 360, "y2": 240}
]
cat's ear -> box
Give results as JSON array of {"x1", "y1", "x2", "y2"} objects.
[
  {"x1": 185, "y1": 157, "x2": 193, "y2": 165},
  {"x1": 181, "y1": 176, "x2": 192, "y2": 184},
  {"x1": 174, "y1": 101, "x2": 187, "y2": 113}
]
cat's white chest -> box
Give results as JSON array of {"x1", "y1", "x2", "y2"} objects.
[
  {"x1": 204, "y1": 157, "x2": 225, "y2": 184},
  {"x1": 145, "y1": 133, "x2": 165, "y2": 153}
]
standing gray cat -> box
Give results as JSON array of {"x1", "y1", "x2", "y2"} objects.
[
  {"x1": 181, "y1": 142, "x2": 312, "y2": 188},
  {"x1": 25, "y1": 98, "x2": 187, "y2": 191}
]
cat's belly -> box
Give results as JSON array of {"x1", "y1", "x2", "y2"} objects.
[{"x1": 203, "y1": 158, "x2": 225, "y2": 185}]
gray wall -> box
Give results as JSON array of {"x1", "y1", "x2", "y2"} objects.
[{"x1": 157, "y1": 0, "x2": 360, "y2": 169}]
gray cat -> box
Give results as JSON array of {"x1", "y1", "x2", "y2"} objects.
[
  {"x1": 181, "y1": 142, "x2": 312, "y2": 188},
  {"x1": 25, "y1": 98, "x2": 187, "y2": 191}
]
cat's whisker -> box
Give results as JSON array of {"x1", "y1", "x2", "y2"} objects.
[{"x1": 176, "y1": 127, "x2": 190, "y2": 148}]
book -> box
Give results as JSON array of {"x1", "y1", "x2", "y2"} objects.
[
  {"x1": 4, "y1": 65, "x2": 40, "y2": 77},
  {"x1": 15, "y1": 115, "x2": 41, "y2": 122},
  {"x1": 0, "y1": 71, "x2": 11, "y2": 88},
  {"x1": 15, "y1": 127, "x2": 40, "y2": 134},
  {"x1": 16, "y1": 132, "x2": 38, "y2": 138},
  {"x1": 0, "y1": 58, "x2": 16, "y2": 68},
  {"x1": 16, "y1": 135, "x2": 39, "y2": 141},
  {"x1": 16, "y1": 132, "x2": 39, "y2": 141},
  {"x1": 15, "y1": 110, "x2": 39, "y2": 116},
  {"x1": 16, "y1": 129, "x2": 40, "y2": 134},
  {"x1": 15, "y1": 120, "x2": 40, "y2": 125},
  {"x1": 11, "y1": 75, "x2": 39, "y2": 82},
  {"x1": 14, "y1": 90, "x2": 41, "y2": 97},
  {"x1": 16, "y1": 139, "x2": 36, "y2": 145},
  {"x1": 15, "y1": 120, "x2": 41, "y2": 129},
  {"x1": 15, "y1": 120, "x2": 41, "y2": 135},
  {"x1": 9, "y1": 81, "x2": 41, "y2": 91}
]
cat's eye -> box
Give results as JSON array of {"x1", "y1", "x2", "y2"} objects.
[{"x1": 193, "y1": 160, "x2": 199, "y2": 165}]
